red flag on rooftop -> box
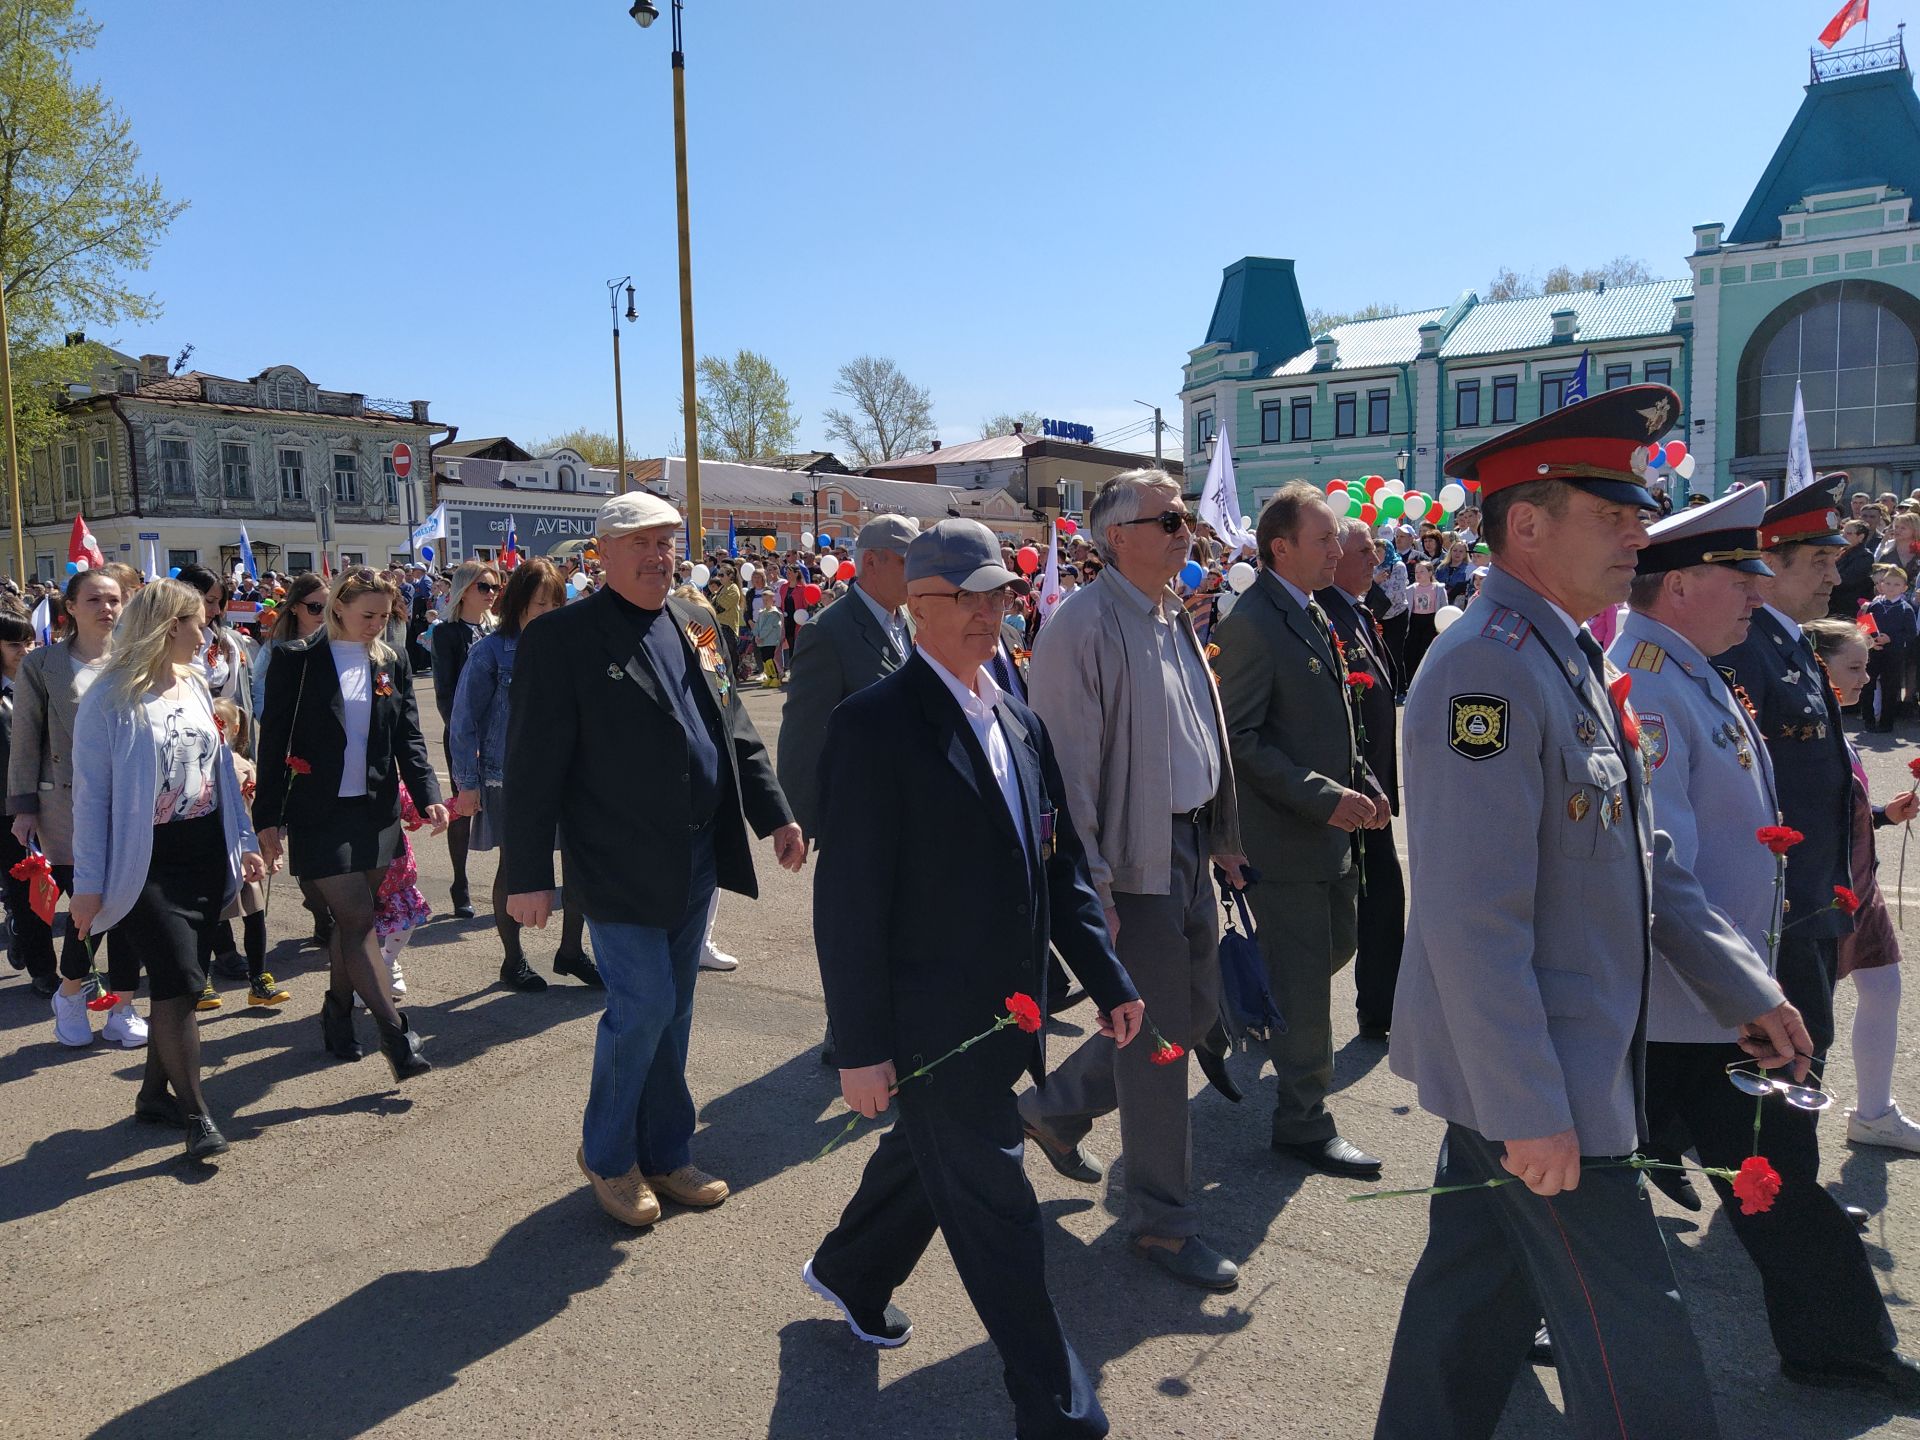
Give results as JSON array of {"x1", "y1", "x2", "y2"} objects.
[{"x1": 1820, "y1": 0, "x2": 1869, "y2": 48}]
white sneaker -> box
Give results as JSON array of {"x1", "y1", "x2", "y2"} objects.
[
  {"x1": 1848, "y1": 1104, "x2": 1920, "y2": 1154},
  {"x1": 699, "y1": 948, "x2": 740, "y2": 972},
  {"x1": 51, "y1": 990, "x2": 93, "y2": 1047},
  {"x1": 101, "y1": 1002, "x2": 148, "y2": 1049},
  {"x1": 388, "y1": 957, "x2": 407, "y2": 998}
]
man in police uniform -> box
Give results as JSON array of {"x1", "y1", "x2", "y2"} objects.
[
  {"x1": 1610, "y1": 490, "x2": 1920, "y2": 1400},
  {"x1": 1375, "y1": 387, "x2": 1813, "y2": 1439},
  {"x1": 1711, "y1": 477, "x2": 1855, "y2": 1059}
]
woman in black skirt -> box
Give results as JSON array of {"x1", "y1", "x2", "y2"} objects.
[
  {"x1": 70, "y1": 581, "x2": 269, "y2": 1160},
  {"x1": 431, "y1": 559, "x2": 500, "y2": 919},
  {"x1": 254, "y1": 567, "x2": 448, "y2": 1079}
]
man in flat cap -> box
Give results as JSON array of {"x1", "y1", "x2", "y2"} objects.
[
  {"x1": 1375, "y1": 387, "x2": 1812, "y2": 1437},
  {"x1": 804, "y1": 518, "x2": 1142, "y2": 1438},
  {"x1": 1711, "y1": 477, "x2": 1856, "y2": 1065},
  {"x1": 1603, "y1": 487, "x2": 1920, "y2": 1400},
  {"x1": 504, "y1": 490, "x2": 806, "y2": 1228}
]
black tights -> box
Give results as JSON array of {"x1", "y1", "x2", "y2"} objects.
[
  {"x1": 309, "y1": 870, "x2": 403, "y2": 1030},
  {"x1": 140, "y1": 995, "x2": 207, "y2": 1115},
  {"x1": 447, "y1": 814, "x2": 472, "y2": 902},
  {"x1": 213, "y1": 912, "x2": 269, "y2": 980},
  {"x1": 492, "y1": 864, "x2": 584, "y2": 963}
]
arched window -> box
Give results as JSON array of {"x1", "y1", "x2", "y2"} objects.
[{"x1": 1737, "y1": 279, "x2": 1920, "y2": 456}]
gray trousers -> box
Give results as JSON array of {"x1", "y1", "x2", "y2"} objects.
[
  {"x1": 1020, "y1": 816, "x2": 1219, "y2": 1239},
  {"x1": 1247, "y1": 867, "x2": 1359, "y2": 1145}
]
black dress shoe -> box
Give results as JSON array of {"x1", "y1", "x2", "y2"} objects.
[
  {"x1": 1783, "y1": 1351, "x2": 1920, "y2": 1402},
  {"x1": 1195, "y1": 1046, "x2": 1243, "y2": 1104},
  {"x1": 1273, "y1": 1135, "x2": 1383, "y2": 1179},
  {"x1": 500, "y1": 956, "x2": 549, "y2": 992},
  {"x1": 553, "y1": 951, "x2": 604, "y2": 988},
  {"x1": 183, "y1": 1113, "x2": 229, "y2": 1161},
  {"x1": 1022, "y1": 1123, "x2": 1104, "y2": 1183},
  {"x1": 1530, "y1": 1324, "x2": 1555, "y2": 1368},
  {"x1": 1356, "y1": 1020, "x2": 1391, "y2": 1041},
  {"x1": 450, "y1": 885, "x2": 475, "y2": 920}
]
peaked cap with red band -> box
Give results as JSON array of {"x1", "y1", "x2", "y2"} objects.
[
  {"x1": 1443, "y1": 383, "x2": 1680, "y2": 510},
  {"x1": 1756, "y1": 473, "x2": 1848, "y2": 550}
]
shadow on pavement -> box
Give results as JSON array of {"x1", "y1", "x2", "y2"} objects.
[
  {"x1": 697, "y1": 1049, "x2": 871, "y2": 1195},
  {"x1": 89, "y1": 1193, "x2": 629, "y2": 1440}
]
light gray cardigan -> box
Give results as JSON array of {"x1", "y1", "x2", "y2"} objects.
[{"x1": 71, "y1": 674, "x2": 260, "y2": 934}]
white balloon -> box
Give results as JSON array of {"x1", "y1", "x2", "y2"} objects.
[
  {"x1": 1676, "y1": 453, "x2": 1698, "y2": 480},
  {"x1": 1216, "y1": 591, "x2": 1238, "y2": 617},
  {"x1": 1239, "y1": 515, "x2": 1253, "y2": 529},
  {"x1": 792, "y1": 606, "x2": 810, "y2": 624},
  {"x1": 1434, "y1": 604, "x2": 1465, "y2": 634},
  {"x1": 1227, "y1": 561, "x2": 1257, "y2": 594},
  {"x1": 1438, "y1": 482, "x2": 1467, "y2": 512},
  {"x1": 1381, "y1": 480, "x2": 1405, "y2": 499},
  {"x1": 689, "y1": 563, "x2": 711, "y2": 588},
  {"x1": 738, "y1": 561, "x2": 755, "y2": 584},
  {"x1": 800, "y1": 531, "x2": 816, "y2": 551},
  {"x1": 819, "y1": 556, "x2": 841, "y2": 582}
]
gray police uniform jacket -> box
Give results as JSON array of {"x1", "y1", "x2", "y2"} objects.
[
  {"x1": 1390, "y1": 566, "x2": 1785, "y2": 1155},
  {"x1": 1608, "y1": 611, "x2": 1781, "y2": 1046}
]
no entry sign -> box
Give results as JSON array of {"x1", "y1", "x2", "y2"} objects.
[{"x1": 392, "y1": 442, "x2": 413, "y2": 479}]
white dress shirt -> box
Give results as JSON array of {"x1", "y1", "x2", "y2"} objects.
[
  {"x1": 330, "y1": 640, "x2": 372, "y2": 798},
  {"x1": 853, "y1": 581, "x2": 909, "y2": 659},
  {"x1": 920, "y1": 649, "x2": 1028, "y2": 850}
]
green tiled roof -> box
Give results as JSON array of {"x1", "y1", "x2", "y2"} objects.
[
  {"x1": 1439, "y1": 280, "x2": 1690, "y2": 358},
  {"x1": 1270, "y1": 309, "x2": 1446, "y2": 374}
]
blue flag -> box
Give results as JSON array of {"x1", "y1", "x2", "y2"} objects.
[
  {"x1": 727, "y1": 514, "x2": 737, "y2": 556},
  {"x1": 1564, "y1": 351, "x2": 1590, "y2": 406},
  {"x1": 238, "y1": 524, "x2": 258, "y2": 580}
]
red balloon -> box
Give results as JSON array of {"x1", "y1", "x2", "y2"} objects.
[
  {"x1": 1428, "y1": 500, "x2": 1446, "y2": 523},
  {"x1": 1325, "y1": 479, "x2": 1347, "y2": 496},
  {"x1": 1056, "y1": 518, "x2": 1078, "y2": 536},
  {"x1": 1463, "y1": 479, "x2": 1481, "y2": 492},
  {"x1": 1015, "y1": 546, "x2": 1040, "y2": 574},
  {"x1": 1365, "y1": 475, "x2": 1386, "y2": 496},
  {"x1": 1665, "y1": 440, "x2": 1688, "y2": 464},
  {"x1": 802, "y1": 583, "x2": 823, "y2": 605},
  {"x1": 1359, "y1": 503, "x2": 1378, "y2": 524}
]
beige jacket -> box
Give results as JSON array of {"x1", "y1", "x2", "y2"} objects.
[{"x1": 1026, "y1": 567, "x2": 1241, "y2": 906}]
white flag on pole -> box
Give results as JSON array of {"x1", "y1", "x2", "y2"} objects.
[
  {"x1": 411, "y1": 503, "x2": 449, "y2": 550},
  {"x1": 29, "y1": 597, "x2": 51, "y2": 645},
  {"x1": 1785, "y1": 379, "x2": 1815, "y2": 495},
  {"x1": 1036, "y1": 520, "x2": 1065, "y2": 621},
  {"x1": 1197, "y1": 425, "x2": 1257, "y2": 557},
  {"x1": 142, "y1": 537, "x2": 159, "y2": 581}
]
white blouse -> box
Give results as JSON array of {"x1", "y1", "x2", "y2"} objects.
[{"x1": 330, "y1": 641, "x2": 372, "y2": 798}]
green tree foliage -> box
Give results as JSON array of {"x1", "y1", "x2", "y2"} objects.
[
  {"x1": 696, "y1": 349, "x2": 798, "y2": 461},
  {"x1": 532, "y1": 428, "x2": 620, "y2": 465},
  {"x1": 979, "y1": 409, "x2": 1043, "y2": 439}
]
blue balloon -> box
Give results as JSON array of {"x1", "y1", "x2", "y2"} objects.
[
  {"x1": 419, "y1": 544, "x2": 434, "y2": 564},
  {"x1": 167, "y1": 566, "x2": 180, "y2": 578},
  {"x1": 1179, "y1": 561, "x2": 1205, "y2": 589},
  {"x1": 65, "y1": 561, "x2": 78, "y2": 574}
]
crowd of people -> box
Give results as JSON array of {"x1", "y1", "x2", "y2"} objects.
[{"x1": 11, "y1": 393, "x2": 1920, "y2": 1434}]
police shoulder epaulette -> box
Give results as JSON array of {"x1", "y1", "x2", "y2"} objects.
[
  {"x1": 1478, "y1": 607, "x2": 1532, "y2": 650},
  {"x1": 1625, "y1": 640, "x2": 1667, "y2": 674}
]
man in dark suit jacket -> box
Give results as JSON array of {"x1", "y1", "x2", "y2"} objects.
[
  {"x1": 1317, "y1": 516, "x2": 1404, "y2": 1039},
  {"x1": 1213, "y1": 483, "x2": 1389, "y2": 1180},
  {"x1": 775, "y1": 514, "x2": 917, "y2": 841},
  {"x1": 804, "y1": 520, "x2": 1143, "y2": 1440},
  {"x1": 505, "y1": 492, "x2": 805, "y2": 1230}
]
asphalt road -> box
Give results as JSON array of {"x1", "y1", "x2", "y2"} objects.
[{"x1": 5, "y1": 679, "x2": 1920, "y2": 1439}]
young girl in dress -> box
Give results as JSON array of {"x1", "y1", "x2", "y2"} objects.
[
  {"x1": 364, "y1": 788, "x2": 432, "y2": 1006},
  {"x1": 208, "y1": 698, "x2": 286, "y2": 1010},
  {"x1": 1403, "y1": 560, "x2": 1447, "y2": 680},
  {"x1": 1804, "y1": 619, "x2": 1920, "y2": 1151}
]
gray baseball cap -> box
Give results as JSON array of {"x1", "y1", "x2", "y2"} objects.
[
  {"x1": 905, "y1": 518, "x2": 1030, "y2": 594},
  {"x1": 853, "y1": 513, "x2": 920, "y2": 560}
]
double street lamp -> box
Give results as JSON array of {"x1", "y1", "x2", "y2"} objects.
[
  {"x1": 629, "y1": 0, "x2": 702, "y2": 551},
  {"x1": 608, "y1": 277, "x2": 637, "y2": 492}
]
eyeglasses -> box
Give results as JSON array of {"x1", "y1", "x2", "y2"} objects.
[
  {"x1": 1725, "y1": 1061, "x2": 1830, "y2": 1111},
  {"x1": 299, "y1": 600, "x2": 325, "y2": 617},
  {"x1": 920, "y1": 586, "x2": 1021, "y2": 614},
  {"x1": 474, "y1": 582, "x2": 501, "y2": 595},
  {"x1": 1119, "y1": 510, "x2": 1198, "y2": 535}
]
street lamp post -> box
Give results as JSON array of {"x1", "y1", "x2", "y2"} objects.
[
  {"x1": 607, "y1": 276, "x2": 637, "y2": 492},
  {"x1": 630, "y1": 0, "x2": 702, "y2": 554},
  {"x1": 0, "y1": 281, "x2": 22, "y2": 582}
]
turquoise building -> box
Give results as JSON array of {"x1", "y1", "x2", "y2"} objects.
[{"x1": 1186, "y1": 36, "x2": 1920, "y2": 511}]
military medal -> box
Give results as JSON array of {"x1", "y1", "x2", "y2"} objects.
[
  {"x1": 1609, "y1": 792, "x2": 1625, "y2": 826},
  {"x1": 1307, "y1": 657, "x2": 1322, "y2": 675},
  {"x1": 1575, "y1": 715, "x2": 1597, "y2": 745},
  {"x1": 1568, "y1": 791, "x2": 1591, "y2": 823},
  {"x1": 373, "y1": 670, "x2": 394, "y2": 698},
  {"x1": 609, "y1": 664, "x2": 625, "y2": 680}
]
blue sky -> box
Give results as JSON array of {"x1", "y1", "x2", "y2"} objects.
[{"x1": 81, "y1": 0, "x2": 1875, "y2": 460}]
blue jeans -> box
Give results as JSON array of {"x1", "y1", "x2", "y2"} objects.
[{"x1": 580, "y1": 832, "x2": 715, "y2": 1178}]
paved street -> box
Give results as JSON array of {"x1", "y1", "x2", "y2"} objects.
[{"x1": 5, "y1": 680, "x2": 1920, "y2": 1439}]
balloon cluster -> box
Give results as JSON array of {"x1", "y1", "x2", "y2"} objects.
[
  {"x1": 1321, "y1": 474, "x2": 1474, "y2": 528},
  {"x1": 1639, "y1": 439, "x2": 1698, "y2": 483}
]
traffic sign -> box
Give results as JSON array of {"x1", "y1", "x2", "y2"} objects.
[{"x1": 392, "y1": 442, "x2": 413, "y2": 479}]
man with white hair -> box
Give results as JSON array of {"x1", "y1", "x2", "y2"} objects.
[
  {"x1": 1018, "y1": 469, "x2": 1249, "y2": 1290},
  {"x1": 504, "y1": 490, "x2": 807, "y2": 1227}
]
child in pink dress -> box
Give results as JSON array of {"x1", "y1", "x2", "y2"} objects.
[{"x1": 365, "y1": 789, "x2": 432, "y2": 1002}]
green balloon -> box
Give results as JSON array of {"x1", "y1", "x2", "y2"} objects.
[
  {"x1": 1379, "y1": 495, "x2": 1405, "y2": 520},
  {"x1": 1346, "y1": 490, "x2": 1365, "y2": 518}
]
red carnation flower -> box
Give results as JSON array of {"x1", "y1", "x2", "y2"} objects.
[
  {"x1": 1005, "y1": 993, "x2": 1043, "y2": 1034},
  {"x1": 1909, "y1": 756, "x2": 1920, "y2": 781},
  {"x1": 1731, "y1": 1155, "x2": 1782, "y2": 1216},
  {"x1": 1346, "y1": 671, "x2": 1376, "y2": 690},
  {"x1": 1834, "y1": 885, "x2": 1862, "y2": 915},
  {"x1": 1756, "y1": 825, "x2": 1805, "y2": 855},
  {"x1": 1149, "y1": 1038, "x2": 1186, "y2": 1066},
  {"x1": 286, "y1": 755, "x2": 313, "y2": 776},
  {"x1": 85, "y1": 989, "x2": 121, "y2": 1013}
]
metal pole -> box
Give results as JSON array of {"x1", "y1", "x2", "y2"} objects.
[
  {"x1": 609, "y1": 279, "x2": 631, "y2": 493},
  {"x1": 670, "y1": 0, "x2": 701, "y2": 555},
  {"x1": 1153, "y1": 407, "x2": 1163, "y2": 465},
  {"x1": 0, "y1": 282, "x2": 25, "y2": 582}
]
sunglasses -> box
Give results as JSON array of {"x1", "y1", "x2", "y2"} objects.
[
  {"x1": 1725, "y1": 1060, "x2": 1830, "y2": 1111},
  {"x1": 1119, "y1": 510, "x2": 1197, "y2": 535},
  {"x1": 299, "y1": 600, "x2": 325, "y2": 617},
  {"x1": 474, "y1": 582, "x2": 501, "y2": 595}
]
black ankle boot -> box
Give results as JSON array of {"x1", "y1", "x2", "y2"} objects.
[
  {"x1": 319, "y1": 991, "x2": 364, "y2": 1060},
  {"x1": 450, "y1": 882, "x2": 476, "y2": 920},
  {"x1": 376, "y1": 1013, "x2": 432, "y2": 1080}
]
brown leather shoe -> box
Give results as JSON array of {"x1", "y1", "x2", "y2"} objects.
[
  {"x1": 577, "y1": 1148, "x2": 661, "y2": 1226},
  {"x1": 646, "y1": 1163, "x2": 730, "y2": 1208}
]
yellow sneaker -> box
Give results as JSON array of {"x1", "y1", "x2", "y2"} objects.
[
  {"x1": 246, "y1": 974, "x2": 291, "y2": 1007},
  {"x1": 195, "y1": 982, "x2": 221, "y2": 1012}
]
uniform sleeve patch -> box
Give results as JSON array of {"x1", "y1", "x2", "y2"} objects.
[
  {"x1": 1449, "y1": 693, "x2": 1509, "y2": 760},
  {"x1": 1478, "y1": 607, "x2": 1533, "y2": 650},
  {"x1": 1638, "y1": 712, "x2": 1667, "y2": 770},
  {"x1": 1626, "y1": 641, "x2": 1667, "y2": 674}
]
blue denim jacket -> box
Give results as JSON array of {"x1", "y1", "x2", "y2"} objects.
[{"x1": 449, "y1": 631, "x2": 515, "y2": 791}]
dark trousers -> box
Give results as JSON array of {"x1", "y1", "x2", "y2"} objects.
[
  {"x1": 1777, "y1": 932, "x2": 1840, "y2": 1055},
  {"x1": 813, "y1": 1073, "x2": 1107, "y2": 1439},
  {"x1": 1247, "y1": 867, "x2": 1359, "y2": 1145},
  {"x1": 4, "y1": 847, "x2": 103, "y2": 984},
  {"x1": 1863, "y1": 640, "x2": 1907, "y2": 729},
  {"x1": 1646, "y1": 1040, "x2": 1894, "y2": 1369},
  {"x1": 1376, "y1": 1124, "x2": 1719, "y2": 1440},
  {"x1": 1353, "y1": 822, "x2": 1404, "y2": 1031},
  {"x1": 1382, "y1": 612, "x2": 1410, "y2": 692}
]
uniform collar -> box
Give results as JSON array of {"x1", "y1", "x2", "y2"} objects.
[
  {"x1": 1618, "y1": 609, "x2": 1716, "y2": 680},
  {"x1": 1763, "y1": 603, "x2": 1803, "y2": 642},
  {"x1": 1481, "y1": 564, "x2": 1584, "y2": 641}
]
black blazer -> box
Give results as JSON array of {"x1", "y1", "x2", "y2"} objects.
[
  {"x1": 813, "y1": 653, "x2": 1137, "y2": 1086},
  {"x1": 775, "y1": 584, "x2": 904, "y2": 838},
  {"x1": 431, "y1": 620, "x2": 481, "y2": 726},
  {"x1": 1317, "y1": 585, "x2": 1400, "y2": 814},
  {"x1": 501, "y1": 587, "x2": 792, "y2": 927},
  {"x1": 251, "y1": 632, "x2": 442, "y2": 833}
]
